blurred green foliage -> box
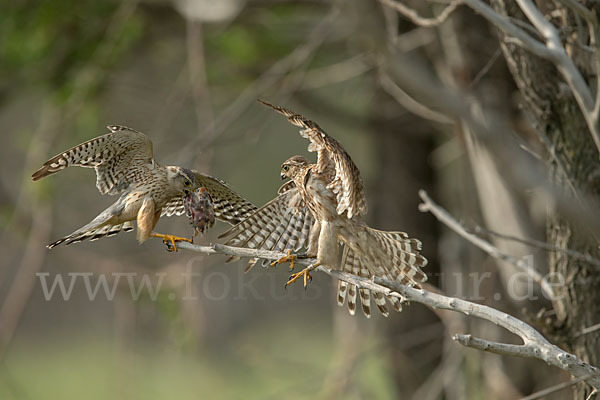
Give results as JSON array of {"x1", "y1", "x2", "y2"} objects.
[
  {"x1": 0, "y1": 0, "x2": 143, "y2": 97},
  {"x1": 2, "y1": 323, "x2": 398, "y2": 400}
]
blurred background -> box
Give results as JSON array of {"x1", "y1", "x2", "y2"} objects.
[{"x1": 1, "y1": 0, "x2": 598, "y2": 398}]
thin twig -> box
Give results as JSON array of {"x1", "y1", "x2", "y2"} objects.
[
  {"x1": 385, "y1": 48, "x2": 600, "y2": 238},
  {"x1": 170, "y1": 3, "x2": 340, "y2": 162},
  {"x1": 519, "y1": 373, "x2": 596, "y2": 400},
  {"x1": 297, "y1": 53, "x2": 374, "y2": 90},
  {"x1": 378, "y1": 0, "x2": 462, "y2": 28},
  {"x1": 468, "y1": 48, "x2": 502, "y2": 89},
  {"x1": 576, "y1": 322, "x2": 600, "y2": 338},
  {"x1": 417, "y1": 190, "x2": 556, "y2": 298},
  {"x1": 379, "y1": 72, "x2": 454, "y2": 124},
  {"x1": 471, "y1": 225, "x2": 600, "y2": 268},
  {"x1": 173, "y1": 240, "x2": 600, "y2": 390},
  {"x1": 460, "y1": 0, "x2": 600, "y2": 155}
]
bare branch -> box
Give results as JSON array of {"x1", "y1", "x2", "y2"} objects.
[
  {"x1": 576, "y1": 322, "x2": 600, "y2": 338},
  {"x1": 173, "y1": 240, "x2": 600, "y2": 389},
  {"x1": 460, "y1": 0, "x2": 600, "y2": 155},
  {"x1": 377, "y1": 0, "x2": 600, "y2": 154},
  {"x1": 586, "y1": 389, "x2": 599, "y2": 400},
  {"x1": 519, "y1": 373, "x2": 597, "y2": 400},
  {"x1": 379, "y1": 72, "x2": 454, "y2": 124},
  {"x1": 554, "y1": 0, "x2": 600, "y2": 133},
  {"x1": 417, "y1": 190, "x2": 556, "y2": 298},
  {"x1": 459, "y1": 0, "x2": 554, "y2": 57},
  {"x1": 384, "y1": 50, "x2": 600, "y2": 238},
  {"x1": 453, "y1": 334, "x2": 534, "y2": 357},
  {"x1": 471, "y1": 225, "x2": 600, "y2": 268},
  {"x1": 468, "y1": 48, "x2": 502, "y2": 88},
  {"x1": 298, "y1": 53, "x2": 374, "y2": 90},
  {"x1": 170, "y1": 3, "x2": 340, "y2": 163},
  {"x1": 381, "y1": 0, "x2": 600, "y2": 153},
  {"x1": 378, "y1": 0, "x2": 462, "y2": 28}
]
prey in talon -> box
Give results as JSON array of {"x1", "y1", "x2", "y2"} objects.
[{"x1": 184, "y1": 186, "x2": 216, "y2": 238}]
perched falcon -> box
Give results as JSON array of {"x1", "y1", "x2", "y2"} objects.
[
  {"x1": 32, "y1": 125, "x2": 256, "y2": 250},
  {"x1": 223, "y1": 100, "x2": 428, "y2": 317}
]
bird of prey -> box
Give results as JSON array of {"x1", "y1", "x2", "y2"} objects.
[
  {"x1": 184, "y1": 187, "x2": 216, "y2": 237},
  {"x1": 32, "y1": 125, "x2": 256, "y2": 250},
  {"x1": 221, "y1": 100, "x2": 427, "y2": 317}
]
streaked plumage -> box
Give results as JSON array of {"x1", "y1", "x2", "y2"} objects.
[
  {"x1": 32, "y1": 125, "x2": 256, "y2": 249},
  {"x1": 259, "y1": 100, "x2": 428, "y2": 317}
]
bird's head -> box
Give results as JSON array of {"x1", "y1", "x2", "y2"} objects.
[
  {"x1": 166, "y1": 166, "x2": 196, "y2": 195},
  {"x1": 280, "y1": 155, "x2": 310, "y2": 181}
]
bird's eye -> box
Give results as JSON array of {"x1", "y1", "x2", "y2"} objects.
[
  {"x1": 184, "y1": 180, "x2": 191, "y2": 186},
  {"x1": 283, "y1": 165, "x2": 289, "y2": 172}
]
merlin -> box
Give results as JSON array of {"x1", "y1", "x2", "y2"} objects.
[
  {"x1": 32, "y1": 125, "x2": 256, "y2": 250},
  {"x1": 220, "y1": 101, "x2": 428, "y2": 317}
]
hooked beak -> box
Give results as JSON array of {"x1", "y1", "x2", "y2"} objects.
[
  {"x1": 184, "y1": 189, "x2": 191, "y2": 196},
  {"x1": 281, "y1": 173, "x2": 286, "y2": 180}
]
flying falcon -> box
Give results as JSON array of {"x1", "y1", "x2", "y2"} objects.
[
  {"x1": 220, "y1": 101, "x2": 428, "y2": 317},
  {"x1": 32, "y1": 125, "x2": 256, "y2": 250}
]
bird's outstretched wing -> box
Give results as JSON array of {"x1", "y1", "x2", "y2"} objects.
[
  {"x1": 32, "y1": 125, "x2": 154, "y2": 195},
  {"x1": 160, "y1": 172, "x2": 257, "y2": 226},
  {"x1": 218, "y1": 183, "x2": 315, "y2": 272},
  {"x1": 258, "y1": 99, "x2": 367, "y2": 218}
]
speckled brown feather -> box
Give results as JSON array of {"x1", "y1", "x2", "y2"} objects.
[
  {"x1": 218, "y1": 184, "x2": 315, "y2": 272},
  {"x1": 258, "y1": 99, "x2": 367, "y2": 219}
]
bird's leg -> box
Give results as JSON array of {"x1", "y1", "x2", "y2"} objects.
[
  {"x1": 270, "y1": 251, "x2": 314, "y2": 271},
  {"x1": 270, "y1": 250, "x2": 297, "y2": 271},
  {"x1": 285, "y1": 262, "x2": 320, "y2": 289},
  {"x1": 151, "y1": 232, "x2": 193, "y2": 252}
]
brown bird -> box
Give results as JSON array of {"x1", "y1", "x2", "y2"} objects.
[
  {"x1": 32, "y1": 125, "x2": 256, "y2": 250},
  {"x1": 221, "y1": 101, "x2": 428, "y2": 317}
]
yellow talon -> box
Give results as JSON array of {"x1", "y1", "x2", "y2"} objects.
[
  {"x1": 151, "y1": 233, "x2": 193, "y2": 252},
  {"x1": 285, "y1": 267, "x2": 313, "y2": 288},
  {"x1": 270, "y1": 249, "x2": 296, "y2": 271}
]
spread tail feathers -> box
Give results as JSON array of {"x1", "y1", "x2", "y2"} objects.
[
  {"x1": 48, "y1": 220, "x2": 133, "y2": 249},
  {"x1": 47, "y1": 203, "x2": 131, "y2": 249},
  {"x1": 336, "y1": 228, "x2": 427, "y2": 317},
  {"x1": 367, "y1": 228, "x2": 428, "y2": 286}
]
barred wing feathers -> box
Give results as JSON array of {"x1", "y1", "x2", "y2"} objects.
[
  {"x1": 258, "y1": 100, "x2": 367, "y2": 219},
  {"x1": 32, "y1": 125, "x2": 154, "y2": 196},
  {"x1": 218, "y1": 185, "x2": 314, "y2": 272}
]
